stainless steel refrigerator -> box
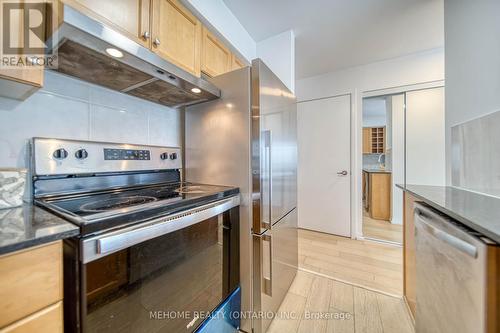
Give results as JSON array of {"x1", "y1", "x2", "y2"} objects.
[{"x1": 185, "y1": 59, "x2": 298, "y2": 333}]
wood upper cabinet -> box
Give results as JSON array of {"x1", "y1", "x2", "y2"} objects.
[
  {"x1": 64, "y1": 0, "x2": 151, "y2": 47},
  {"x1": 362, "y1": 127, "x2": 385, "y2": 154},
  {"x1": 151, "y1": 0, "x2": 201, "y2": 76},
  {"x1": 0, "y1": 0, "x2": 44, "y2": 99},
  {"x1": 201, "y1": 26, "x2": 231, "y2": 77},
  {"x1": 231, "y1": 54, "x2": 245, "y2": 70},
  {"x1": 362, "y1": 128, "x2": 372, "y2": 154}
]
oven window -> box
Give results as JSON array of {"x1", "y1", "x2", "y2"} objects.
[{"x1": 82, "y1": 214, "x2": 232, "y2": 332}]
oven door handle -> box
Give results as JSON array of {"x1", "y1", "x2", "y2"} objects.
[{"x1": 82, "y1": 196, "x2": 240, "y2": 263}]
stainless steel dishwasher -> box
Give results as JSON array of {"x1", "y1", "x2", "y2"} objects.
[{"x1": 414, "y1": 202, "x2": 498, "y2": 333}]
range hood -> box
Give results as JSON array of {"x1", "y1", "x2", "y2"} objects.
[{"x1": 46, "y1": 5, "x2": 220, "y2": 108}]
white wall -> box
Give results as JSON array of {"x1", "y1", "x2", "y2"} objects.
[
  {"x1": 257, "y1": 30, "x2": 295, "y2": 93},
  {"x1": 444, "y1": 0, "x2": 500, "y2": 184},
  {"x1": 297, "y1": 48, "x2": 444, "y2": 102},
  {"x1": 182, "y1": 0, "x2": 295, "y2": 93},
  {"x1": 296, "y1": 48, "x2": 445, "y2": 238},
  {"x1": 182, "y1": 0, "x2": 256, "y2": 62},
  {"x1": 0, "y1": 71, "x2": 182, "y2": 169}
]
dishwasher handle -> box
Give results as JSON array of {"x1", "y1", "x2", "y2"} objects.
[{"x1": 415, "y1": 205, "x2": 478, "y2": 258}]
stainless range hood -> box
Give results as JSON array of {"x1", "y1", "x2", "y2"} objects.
[{"x1": 46, "y1": 5, "x2": 220, "y2": 108}]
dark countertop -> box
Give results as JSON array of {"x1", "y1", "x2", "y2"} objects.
[
  {"x1": 0, "y1": 204, "x2": 79, "y2": 255},
  {"x1": 363, "y1": 167, "x2": 392, "y2": 174},
  {"x1": 398, "y1": 184, "x2": 500, "y2": 243}
]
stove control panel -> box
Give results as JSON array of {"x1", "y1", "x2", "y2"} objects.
[
  {"x1": 104, "y1": 148, "x2": 151, "y2": 160},
  {"x1": 32, "y1": 138, "x2": 182, "y2": 176}
]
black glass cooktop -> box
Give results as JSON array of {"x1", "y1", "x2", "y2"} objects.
[{"x1": 36, "y1": 182, "x2": 239, "y2": 235}]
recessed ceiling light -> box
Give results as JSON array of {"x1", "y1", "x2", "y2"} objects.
[
  {"x1": 191, "y1": 88, "x2": 201, "y2": 94},
  {"x1": 105, "y1": 48, "x2": 124, "y2": 58}
]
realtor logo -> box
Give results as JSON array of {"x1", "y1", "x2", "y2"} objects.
[{"x1": 1, "y1": 0, "x2": 57, "y2": 68}]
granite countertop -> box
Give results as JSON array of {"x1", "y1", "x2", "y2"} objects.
[
  {"x1": 363, "y1": 167, "x2": 392, "y2": 174},
  {"x1": 398, "y1": 184, "x2": 500, "y2": 243},
  {"x1": 0, "y1": 204, "x2": 79, "y2": 255}
]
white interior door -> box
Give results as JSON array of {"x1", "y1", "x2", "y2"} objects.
[{"x1": 297, "y1": 95, "x2": 351, "y2": 237}]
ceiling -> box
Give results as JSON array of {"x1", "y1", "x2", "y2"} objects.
[{"x1": 223, "y1": 0, "x2": 444, "y2": 79}]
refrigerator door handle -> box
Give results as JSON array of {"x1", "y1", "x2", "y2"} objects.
[
  {"x1": 262, "y1": 233, "x2": 273, "y2": 296},
  {"x1": 262, "y1": 130, "x2": 272, "y2": 229}
]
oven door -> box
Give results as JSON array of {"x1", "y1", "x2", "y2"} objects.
[{"x1": 70, "y1": 197, "x2": 240, "y2": 333}]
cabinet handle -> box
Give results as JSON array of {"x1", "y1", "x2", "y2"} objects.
[
  {"x1": 142, "y1": 31, "x2": 150, "y2": 40},
  {"x1": 153, "y1": 38, "x2": 161, "y2": 47}
]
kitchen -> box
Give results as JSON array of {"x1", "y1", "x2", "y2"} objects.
[{"x1": 0, "y1": 1, "x2": 498, "y2": 333}]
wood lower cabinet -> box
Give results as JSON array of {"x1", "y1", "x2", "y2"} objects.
[
  {"x1": 152, "y1": 0, "x2": 202, "y2": 76},
  {"x1": 403, "y1": 192, "x2": 417, "y2": 319},
  {"x1": 0, "y1": 241, "x2": 63, "y2": 332},
  {"x1": 201, "y1": 26, "x2": 231, "y2": 77},
  {"x1": 366, "y1": 172, "x2": 391, "y2": 220},
  {"x1": 63, "y1": 0, "x2": 151, "y2": 47},
  {"x1": 0, "y1": 302, "x2": 63, "y2": 333}
]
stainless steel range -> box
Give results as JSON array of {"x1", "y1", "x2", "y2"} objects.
[{"x1": 30, "y1": 137, "x2": 241, "y2": 333}]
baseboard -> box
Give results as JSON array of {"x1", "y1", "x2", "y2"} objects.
[{"x1": 402, "y1": 295, "x2": 416, "y2": 327}]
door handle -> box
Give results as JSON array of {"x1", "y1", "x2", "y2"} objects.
[
  {"x1": 262, "y1": 130, "x2": 272, "y2": 229},
  {"x1": 337, "y1": 170, "x2": 348, "y2": 176},
  {"x1": 262, "y1": 234, "x2": 273, "y2": 297}
]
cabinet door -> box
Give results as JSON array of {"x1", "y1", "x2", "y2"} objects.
[
  {"x1": 0, "y1": 0, "x2": 44, "y2": 99},
  {"x1": 231, "y1": 54, "x2": 245, "y2": 71},
  {"x1": 151, "y1": 0, "x2": 201, "y2": 76},
  {"x1": 201, "y1": 27, "x2": 231, "y2": 77},
  {"x1": 362, "y1": 128, "x2": 372, "y2": 154},
  {"x1": 66, "y1": 0, "x2": 151, "y2": 47}
]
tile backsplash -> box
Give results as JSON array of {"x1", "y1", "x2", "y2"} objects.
[
  {"x1": 363, "y1": 153, "x2": 384, "y2": 169},
  {"x1": 0, "y1": 71, "x2": 182, "y2": 169},
  {"x1": 451, "y1": 110, "x2": 500, "y2": 197}
]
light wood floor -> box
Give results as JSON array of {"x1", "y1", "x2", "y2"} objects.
[
  {"x1": 298, "y1": 229, "x2": 403, "y2": 296},
  {"x1": 268, "y1": 270, "x2": 414, "y2": 333},
  {"x1": 362, "y1": 213, "x2": 403, "y2": 244}
]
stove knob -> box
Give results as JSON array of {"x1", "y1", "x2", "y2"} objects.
[
  {"x1": 160, "y1": 152, "x2": 169, "y2": 160},
  {"x1": 53, "y1": 148, "x2": 68, "y2": 160},
  {"x1": 75, "y1": 149, "x2": 88, "y2": 160},
  {"x1": 169, "y1": 152, "x2": 178, "y2": 160}
]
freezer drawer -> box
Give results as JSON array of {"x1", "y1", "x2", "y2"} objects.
[
  {"x1": 252, "y1": 208, "x2": 298, "y2": 333},
  {"x1": 414, "y1": 202, "x2": 498, "y2": 333}
]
